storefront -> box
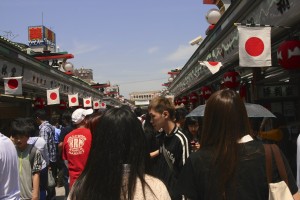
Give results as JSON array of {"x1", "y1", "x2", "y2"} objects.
[
  {"x1": 0, "y1": 36, "x2": 122, "y2": 133},
  {"x1": 168, "y1": 0, "x2": 300, "y2": 131}
]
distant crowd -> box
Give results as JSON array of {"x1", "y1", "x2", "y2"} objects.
[{"x1": 1, "y1": 88, "x2": 300, "y2": 200}]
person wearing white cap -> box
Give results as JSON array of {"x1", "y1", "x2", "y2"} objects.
[{"x1": 62, "y1": 108, "x2": 94, "y2": 189}]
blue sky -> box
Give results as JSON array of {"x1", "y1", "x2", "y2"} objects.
[{"x1": 1, "y1": 0, "x2": 216, "y2": 98}]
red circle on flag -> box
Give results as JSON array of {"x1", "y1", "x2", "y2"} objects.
[
  {"x1": 208, "y1": 61, "x2": 218, "y2": 66},
  {"x1": 50, "y1": 92, "x2": 57, "y2": 100},
  {"x1": 86, "y1": 100, "x2": 90, "y2": 104},
  {"x1": 71, "y1": 97, "x2": 77, "y2": 103},
  {"x1": 8, "y1": 79, "x2": 18, "y2": 89},
  {"x1": 245, "y1": 37, "x2": 264, "y2": 57},
  {"x1": 95, "y1": 102, "x2": 99, "y2": 106}
]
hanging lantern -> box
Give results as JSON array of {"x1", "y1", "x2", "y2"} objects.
[
  {"x1": 206, "y1": 8, "x2": 221, "y2": 25},
  {"x1": 223, "y1": 71, "x2": 241, "y2": 89},
  {"x1": 59, "y1": 100, "x2": 67, "y2": 110},
  {"x1": 277, "y1": 40, "x2": 300, "y2": 70},
  {"x1": 34, "y1": 97, "x2": 45, "y2": 109},
  {"x1": 200, "y1": 86, "x2": 212, "y2": 100},
  {"x1": 181, "y1": 96, "x2": 188, "y2": 105},
  {"x1": 189, "y1": 92, "x2": 198, "y2": 104},
  {"x1": 205, "y1": 8, "x2": 221, "y2": 35},
  {"x1": 63, "y1": 62, "x2": 74, "y2": 75}
]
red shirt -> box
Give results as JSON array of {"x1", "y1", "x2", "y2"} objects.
[{"x1": 62, "y1": 127, "x2": 92, "y2": 188}]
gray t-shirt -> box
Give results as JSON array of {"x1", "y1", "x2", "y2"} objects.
[{"x1": 17, "y1": 144, "x2": 43, "y2": 200}]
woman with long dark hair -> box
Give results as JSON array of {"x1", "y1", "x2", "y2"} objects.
[
  {"x1": 176, "y1": 89, "x2": 300, "y2": 199},
  {"x1": 69, "y1": 106, "x2": 170, "y2": 200}
]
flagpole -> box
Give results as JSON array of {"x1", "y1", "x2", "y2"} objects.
[{"x1": 234, "y1": 23, "x2": 291, "y2": 29}]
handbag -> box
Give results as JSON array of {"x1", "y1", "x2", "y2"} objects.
[
  {"x1": 48, "y1": 169, "x2": 56, "y2": 187},
  {"x1": 264, "y1": 144, "x2": 294, "y2": 200}
]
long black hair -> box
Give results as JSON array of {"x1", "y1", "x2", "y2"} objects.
[{"x1": 70, "y1": 106, "x2": 153, "y2": 200}]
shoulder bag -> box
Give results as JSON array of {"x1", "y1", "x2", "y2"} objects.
[{"x1": 264, "y1": 144, "x2": 294, "y2": 200}]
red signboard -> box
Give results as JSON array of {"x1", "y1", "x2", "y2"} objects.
[
  {"x1": 203, "y1": 0, "x2": 218, "y2": 4},
  {"x1": 29, "y1": 27, "x2": 43, "y2": 40},
  {"x1": 28, "y1": 25, "x2": 56, "y2": 47}
]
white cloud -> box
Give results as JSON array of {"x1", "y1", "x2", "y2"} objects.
[
  {"x1": 166, "y1": 45, "x2": 197, "y2": 62},
  {"x1": 71, "y1": 40, "x2": 100, "y2": 55},
  {"x1": 147, "y1": 46, "x2": 159, "y2": 54}
]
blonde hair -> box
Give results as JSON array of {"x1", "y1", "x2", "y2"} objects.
[{"x1": 148, "y1": 96, "x2": 176, "y2": 120}]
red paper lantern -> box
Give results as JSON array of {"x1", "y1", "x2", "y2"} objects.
[
  {"x1": 189, "y1": 92, "x2": 198, "y2": 103},
  {"x1": 181, "y1": 96, "x2": 188, "y2": 105},
  {"x1": 34, "y1": 97, "x2": 45, "y2": 109},
  {"x1": 277, "y1": 40, "x2": 300, "y2": 70},
  {"x1": 223, "y1": 71, "x2": 240, "y2": 89},
  {"x1": 59, "y1": 100, "x2": 67, "y2": 110},
  {"x1": 200, "y1": 86, "x2": 212, "y2": 100}
]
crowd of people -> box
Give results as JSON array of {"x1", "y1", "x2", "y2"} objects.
[{"x1": 1, "y1": 88, "x2": 300, "y2": 200}]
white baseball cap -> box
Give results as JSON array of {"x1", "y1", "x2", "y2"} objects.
[{"x1": 72, "y1": 108, "x2": 94, "y2": 124}]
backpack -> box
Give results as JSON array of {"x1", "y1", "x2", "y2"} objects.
[{"x1": 29, "y1": 145, "x2": 37, "y2": 169}]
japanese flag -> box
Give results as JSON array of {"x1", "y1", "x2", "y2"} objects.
[
  {"x1": 83, "y1": 97, "x2": 92, "y2": 108},
  {"x1": 93, "y1": 100, "x2": 100, "y2": 109},
  {"x1": 200, "y1": 61, "x2": 222, "y2": 74},
  {"x1": 100, "y1": 102, "x2": 106, "y2": 109},
  {"x1": 238, "y1": 26, "x2": 271, "y2": 67},
  {"x1": 68, "y1": 93, "x2": 79, "y2": 107},
  {"x1": 3, "y1": 76, "x2": 23, "y2": 95},
  {"x1": 47, "y1": 88, "x2": 60, "y2": 105}
]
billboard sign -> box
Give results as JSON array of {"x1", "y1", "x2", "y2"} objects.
[{"x1": 28, "y1": 26, "x2": 56, "y2": 47}]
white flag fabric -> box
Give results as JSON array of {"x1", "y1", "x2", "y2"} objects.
[
  {"x1": 3, "y1": 76, "x2": 23, "y2": 95},
  {"x1": 100, "y1": 102, "x2": 106, "y2": 109},
  {"x1": 93, "y1": 100, "x2": 100, "y2": 109},
  {"x1": 202, "y1": 61, "x2": 222, "y2": 74},
  {"x1": 47, "y1": 88, "x2": 60, "y2": 105},
  {"x1": 83, "y1": 97, "x2": 92, "y2": 108},
  {"x1": 68, "y1": 93, "x2": 79, "y2": 107},
  {"x1": 238, "y1": 26, "x2": 271, "y2": 67}
]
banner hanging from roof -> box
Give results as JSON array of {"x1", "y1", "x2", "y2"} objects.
[
  {"x1": 100, "y1": 102, "x2": 106, "y2": 109},
  {"x1": 93, "y1": 100, "x2": 100, "y2": 109},
  {"x1": 3, "y1": 76, "x2": 23, "y2": 95},
  {"x1": 47, "y1": 87, "x2": 60, "y2": 105},
  {"x1": 238, "y1": 26, "x2": 271, "y2": 67},
  {"x1": 68, "y1": 93, "x2": 79, "y2": 107},
  {"x1": 83, "y1": 97, "x2": 92, "y2": 108},
  {"x1": 200, "y1": 61, "x2": 222, "y2": 74}
]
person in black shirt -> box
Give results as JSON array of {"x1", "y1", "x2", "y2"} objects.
[
  {"x1": 176, "y1": 89, "x2": 300, "y2": 200},
  {"x1": 58, "y1": 110, "x2": 74, "y2": 198},
  {"x1": 148, "y1": 96, "x2": 189, "y2": 200}
]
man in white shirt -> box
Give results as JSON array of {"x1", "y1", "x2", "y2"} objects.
[{"x1": 0, "y1": 132, "x2": 20, "y2": 199}]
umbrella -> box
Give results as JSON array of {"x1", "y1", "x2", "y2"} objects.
[{"x1": 186, "y1": 103, "x2": 276, "y2": 118}]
